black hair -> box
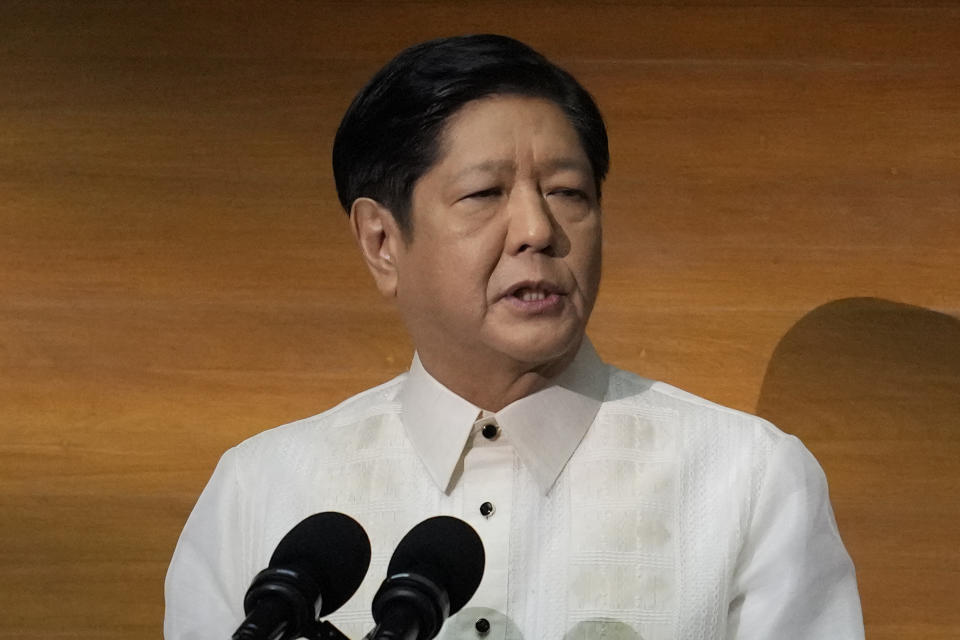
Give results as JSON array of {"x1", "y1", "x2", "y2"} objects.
[{"x1": 332, "y1": 34, "x2": 609, "y2": 234}]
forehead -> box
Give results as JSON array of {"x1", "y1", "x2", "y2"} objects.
[{"x1": 430, "y1": 95, "x2": 591, "y2": 174}]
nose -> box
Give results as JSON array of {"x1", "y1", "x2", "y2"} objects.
[{"x1": 505, "y1": 188, "x2": 568, "y2": 256}]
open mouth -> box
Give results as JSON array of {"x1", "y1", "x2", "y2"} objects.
[
  {"x1": 513, "y1": 287, "x2": 551, "y2": 302},
  {"x1": 505, "y1": 281, "x2": 564, "y2": 302}
]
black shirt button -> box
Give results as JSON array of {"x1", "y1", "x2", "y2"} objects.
[
  {"x1": 481, "y1": 423, "x2": 499, "y2": 440},
  {"x1": 479, "y1": 501, "x2": 494, "y2": 517},
  {"x1": 475, "y1": 617, "x2": 491, "y2": 634}
]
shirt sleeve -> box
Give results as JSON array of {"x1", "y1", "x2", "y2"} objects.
[
  {"x1": 164, "y1": 448, "x2": 248, "y2": 640},
  {"x1": 726, "y1": 435, "x2": 864, "y2": 639}
]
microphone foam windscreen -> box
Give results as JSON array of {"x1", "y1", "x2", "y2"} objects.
[
  {"x1": 270, "y1": 512, "x2": 372, "y2": 616},
  {"x1": 387, "y1": 516, "x2": 485, "y2": 614}
]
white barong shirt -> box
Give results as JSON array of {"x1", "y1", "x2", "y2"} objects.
[{"x1": 165, "y1": 340, "x2": 863, "y2": 639}]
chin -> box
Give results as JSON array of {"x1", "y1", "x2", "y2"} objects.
[{"x1": 492, "y1": 329, "x2": 583, "y2": 369}]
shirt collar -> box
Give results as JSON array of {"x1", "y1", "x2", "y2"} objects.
[{"x1": 399, "y1": 339, "x2": 608, "y2": 495}]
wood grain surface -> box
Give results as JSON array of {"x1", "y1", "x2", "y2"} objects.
[{"x1": 1, "y1": 2, "x2": 957, "y2": 638}]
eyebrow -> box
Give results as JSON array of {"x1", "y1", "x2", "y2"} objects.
[
  {"x1": 451, "y1": 160, "x2": 514, "y2": 180},
  {"x1": 451, "y1": 157, "x2": 591, "y2": 181},
  {"x1": 540, "y1": 157, "x2": 592, "y2": 174}
]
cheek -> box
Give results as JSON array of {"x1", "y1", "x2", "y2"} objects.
[
  {"x1": 409, "y1": 218, "x2": 508, "y2": 307},
  {"x1": 417, "y1": 245, "x2": 496, "y2": 314},
  {"x1": 579, "y1": 251, "x2": 603, "y2": 305},
  {"x1": 571, "y1": 222, "x2": 603, "y2": 284}
]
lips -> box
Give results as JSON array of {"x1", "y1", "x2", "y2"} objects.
[{"x1": 504, "y1": 280, "x2": 564, "y2": 300}]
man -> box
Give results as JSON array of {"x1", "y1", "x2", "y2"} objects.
[{"x1": 165, "y1": 35, "x2": 863, "y2": 639}]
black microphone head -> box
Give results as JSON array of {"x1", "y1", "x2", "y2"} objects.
[
  {"x1": 269, "y1": 511, "x2": 371, "y2": 616},
  {"x1": 387, "y1": 516, "x2": 484, "y2": 615}
]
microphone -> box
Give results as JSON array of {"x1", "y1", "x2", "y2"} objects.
[
  {"x1": 233, "y1": 512, "x2": 371, "y2": 640},
  {"x1": 369, "y1": 516, "x2": 485, "y2": 640}
]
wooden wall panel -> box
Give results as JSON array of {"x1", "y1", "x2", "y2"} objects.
[{"x1": 1, "y1": 2, "x2": 957, "y2": 638}]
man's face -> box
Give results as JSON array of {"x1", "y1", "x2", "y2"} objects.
[{"x1": 393, "y1": 95, "x2": 602, "y2": 377}]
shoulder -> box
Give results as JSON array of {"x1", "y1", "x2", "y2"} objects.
[
  {"x1": 597, "y1": 366, "x2": 833, "y2": 567},
  {"x1": 598, "y1": 366, "x2": 816, "y2": 514},
  {"x1": 604, "y1": 365, "x2": 789, "y2": 449},
  {"x1": 230, "y1": 373, "x2": 407, "y2": 463}
]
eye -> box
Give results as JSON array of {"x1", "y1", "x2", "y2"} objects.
[
  {"x1": 548, "y1": 188, "x2": 588, "y2": 201},
  {"x1": 463, "y1": 187, "x2": 503, "y2": 200}
]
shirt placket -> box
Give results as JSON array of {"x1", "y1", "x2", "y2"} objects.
[{"x1": 457, "y1": 416, "x2": 512, "y2": 640}]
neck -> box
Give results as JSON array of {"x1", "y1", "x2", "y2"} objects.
[{"x1": 415, "y1": 340, "x2": 582, "y2": 411}]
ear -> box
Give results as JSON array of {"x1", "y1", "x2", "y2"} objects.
[{"x1": 349, "y1": 197, "x2": 405, "y2": 298}]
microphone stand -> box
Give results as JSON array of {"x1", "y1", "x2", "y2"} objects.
[{"x1": 307, "y1": 620, "x2": 352, "y2": 640}]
